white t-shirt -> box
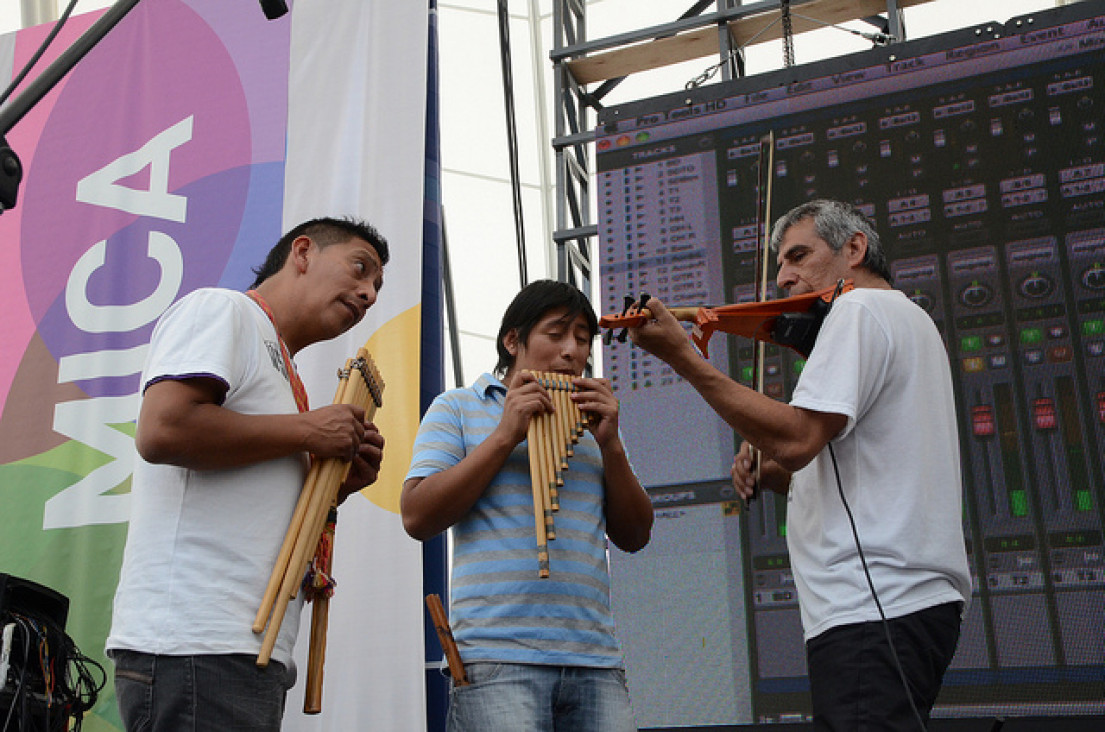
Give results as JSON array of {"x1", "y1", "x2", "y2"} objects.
[
  {"x1": 787, "y1": 288, "x2": 972, "y2": 641},
  {"x1": 107, "y1": 288, "x2": 309, "y2": 667}
]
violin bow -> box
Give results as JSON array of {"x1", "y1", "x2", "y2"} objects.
[{"x1": 747, "y1": 131, "x2": 776, "y2": 506}]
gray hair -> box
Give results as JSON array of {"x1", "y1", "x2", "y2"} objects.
[{"x1": 768, "y1": 200, "x2": 892, "y2": 284}]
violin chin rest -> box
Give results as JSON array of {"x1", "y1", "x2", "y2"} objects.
[
  {"x1": 772, "y1": 294, "x2": 834, "y2": 358},
  {"x1": 772, "y1": 312, "x2": 822, "y2": 358}
]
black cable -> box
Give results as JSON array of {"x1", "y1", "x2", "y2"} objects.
[
  {"x1": 496, "y1": 0, "x2": 528, "y2": 289},
  {"x1": 1, "y1": 616, "x2": 33, "y2": 732},
  {"x1": 827, "y1": 442, "x2": 928, "y2": 732},
  {"x1": 440, "y1": 208, "x2": 465, "y2": 390},
  {"x1": 0, "y1": 0, "x2": 81, "y2": 109},
  {"x1": 0, "y1": 612, "x2": 104, "y2": 732},
  {"x1": 52, "y1": 626, "x2": 105, "y2": 732}
]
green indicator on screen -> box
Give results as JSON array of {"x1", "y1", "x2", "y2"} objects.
[
  {"x1": 1076, "y1": 490, "x2": 1093, "y2": 512},
  {"x1": 1019, "y1": 327, "x2": 1043, "y2": 345},
  {"x1": 1083, "y1": 319, "x2": 1105, "y2": 336},
  {"x1": 776, "y1": 494, "x2": 788, "y2": 538},
  {"x1": 1010, "y1": 490, "x2": 1029, "y2": 517},
  {"x1": 793, "y1": 359, "x2": 805, "y2": 375},
  {"x1": 1048, "y1": 530, "x2": 1102, "y2": 547},
  {"x1": 960, "y1": 335, "x2": 983, "y2": 352}
]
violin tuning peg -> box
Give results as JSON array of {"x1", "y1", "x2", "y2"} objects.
[
  {"x1": 616, "y1": 328, "x2": 629, "y2": 343},
  {"x1": 602, "y1": 330, "x2": 613, "y2": 345},
  {"x1": 636, "y1": 292, "x2": 651, "y2": 310},
  {"x1": 621, "y1": 295, "x2": 635, "y2": 314}
]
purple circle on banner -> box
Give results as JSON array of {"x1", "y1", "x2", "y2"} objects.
[{"x1": 20, "y1": 0, "x2": 253, "y2": 379}]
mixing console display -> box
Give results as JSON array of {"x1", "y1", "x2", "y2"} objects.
[{"x1": 599, "y1": 3, "x2": 1105, "y2": 724}]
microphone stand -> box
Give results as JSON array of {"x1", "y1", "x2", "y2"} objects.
[{"x1": 0, "y1": 0, "x2": 144, "y2": 213}]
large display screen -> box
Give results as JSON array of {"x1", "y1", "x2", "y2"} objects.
[{"x1": 598, "y1": 3, "x2": 1105, "y2": 726}]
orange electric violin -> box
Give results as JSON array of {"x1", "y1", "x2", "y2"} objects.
[{"x1": 600, "y1": 279, "x2": 853, "y2": 359}]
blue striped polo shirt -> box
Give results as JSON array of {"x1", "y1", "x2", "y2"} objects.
[{"x1": 406, "y1": 373, "x2": 623, "y2": 668}]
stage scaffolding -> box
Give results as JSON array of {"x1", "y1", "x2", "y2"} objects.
[{"x1": 549, "y1": 0, "x2": 923, "y2": 291}]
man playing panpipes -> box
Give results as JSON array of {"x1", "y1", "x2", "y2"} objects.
[
  {"x1": 402, "y1": 279, "x2": 654, "y2": 732},
  {"x1": 629, "y1": 200, "x2": 971, "y2": 731},
  {"x1": 106, "y1": 217, "x2": 388, "y2": 732}
]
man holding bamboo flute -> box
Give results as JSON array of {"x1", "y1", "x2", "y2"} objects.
[
  {"x1": 402, "y1": 279, "x2": 654, "y2": 732},
  {"x1": 106, "y1": 217, "x2": 388, "y2": 732}
]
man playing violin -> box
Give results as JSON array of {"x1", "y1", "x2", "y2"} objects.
[
  {"x1": 630, "y1": 200, "x2": 971, "y2": 731},
  {"x1": 106, "y1": 217, "x2": 388, "y2": 732},
  {"x1": 402, "y1": 279, "x2": 653, "y2": 732}
]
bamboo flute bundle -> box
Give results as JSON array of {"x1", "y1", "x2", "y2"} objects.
[{"x1": 251, "y1": 347, "x2": 383, "y2": 713}]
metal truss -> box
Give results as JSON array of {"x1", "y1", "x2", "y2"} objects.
[{"x1": 549, "y1": 0, "x2": 914, "y2": 289}]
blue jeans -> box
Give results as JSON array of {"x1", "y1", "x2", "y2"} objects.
[
  {"x1": 447, "y1": 663, "x2": 636, "y2": 732},
  {"x1": 111, "y1": 650, "x2": 296, "y2": 732}
]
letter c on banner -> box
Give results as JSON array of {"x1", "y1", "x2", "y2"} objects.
[{"x1": 66, "y1": 231, "x2": 184, "y2": 333}]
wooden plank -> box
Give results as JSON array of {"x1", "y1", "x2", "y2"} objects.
[
  {"x1": 565, "y1": 0, "x2": 933, "y2": 85},
  {"x1": 567, "y1": 28, "x2": 719, "y2": 84}
]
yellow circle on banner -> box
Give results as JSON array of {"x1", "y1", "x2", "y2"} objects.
[{"x1": 355, "y1": 304, "x2": 422, "y2": 515}]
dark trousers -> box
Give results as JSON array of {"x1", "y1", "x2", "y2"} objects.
[
  {"x1": 111, "y1": 650, "x2": 295, "y2": 732},
  {"x1": 806, "y1": 601, "x2": 962, "y2": 732}
]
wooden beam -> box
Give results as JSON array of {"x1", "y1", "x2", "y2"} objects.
[{"x1": 565, "y1": 0, "x2": 933, "y2": 85}]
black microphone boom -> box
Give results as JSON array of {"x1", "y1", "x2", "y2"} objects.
[
  {"x1": 259, "y1": 0, "x2": 289, "y2": 20},
  {"x1": 0, "y1": 0, "x2": 143, "y2": 213},
  {"x1": 0, "y1": 136, "x2": 23, "y2": 212}
]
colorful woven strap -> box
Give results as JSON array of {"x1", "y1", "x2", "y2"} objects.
[{"x1": 246, "y1": 289, "x2": 310, "y2": 413}]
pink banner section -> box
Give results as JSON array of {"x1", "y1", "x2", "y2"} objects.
[
  {"x1": 0, "y1": 11, "x2": 100, "y2": 421},
  {"x1": 0, "y1": 0, "x2": 289, "y2": 434}
]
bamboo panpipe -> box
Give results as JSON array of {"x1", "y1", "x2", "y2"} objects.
[
  {"x1": 524, "y1": 371, "x2": 585, "y2": 578},
  {"x1": 303, "y1": 352, "x2": 383, "y2": 713},
  {"x1": 251, "y1": 349, "x2": 383, "y2": 713},
  {"x1": 425, "y1": 594, "x2": 468, "y2": 686}
]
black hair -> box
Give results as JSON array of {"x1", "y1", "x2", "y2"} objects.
[
  {"x1": 494, "y1": 279, "x2": 599, "y2": 376},
  {"x1": 250, "y1": 216, "x2": 390, "y2": 289}
]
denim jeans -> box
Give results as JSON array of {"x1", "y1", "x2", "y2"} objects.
[
  {"x1": 111, "y1": 650, "x2": 296, "y2": 732},
  {"x1": 447, "y1": 663, "x2": 636, "y2": 732}
]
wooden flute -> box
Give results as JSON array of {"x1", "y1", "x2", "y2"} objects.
[{"x1": 425, "y1": 594, "x2": 468, "y2": 686}]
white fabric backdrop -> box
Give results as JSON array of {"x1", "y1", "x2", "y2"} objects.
[{"x1": 282, "y1": 1, "x2": 429, "y2": 729}]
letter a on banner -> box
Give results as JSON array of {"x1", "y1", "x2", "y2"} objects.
[{"x1": 75, "y1": 116, "x2": 193, "y2": 222}]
